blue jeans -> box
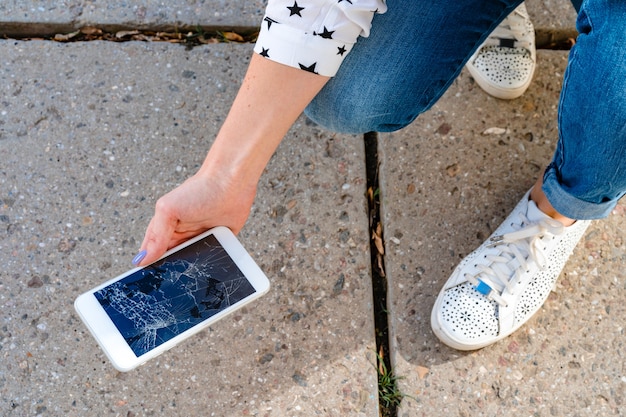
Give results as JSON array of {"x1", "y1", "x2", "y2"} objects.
[{"x1": 305, "y1": 0, "x2": 626, "y2": 220}]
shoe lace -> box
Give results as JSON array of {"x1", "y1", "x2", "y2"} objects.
[
  {"x1": 486, "y1": 7, "x2": 533, "y2": 51},
  {"x1": 466, "y1": 214, "x2": 564, "y2": 307}
]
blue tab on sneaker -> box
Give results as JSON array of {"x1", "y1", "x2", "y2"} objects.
[{"x1": 475, "y1": 280, "x2": 492, "y2": 296}]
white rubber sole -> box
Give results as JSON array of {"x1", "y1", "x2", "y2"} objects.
[
  {"x1": 466, "y1": 62, "x2": 535, "y2": 100},
  {"x1": 430, "y1": 289, "x2": 538, "y2": 351}
]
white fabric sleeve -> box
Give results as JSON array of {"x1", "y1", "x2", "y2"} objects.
[{"x1": 253, "y1": 0, "x2": 387, "y2": 77}]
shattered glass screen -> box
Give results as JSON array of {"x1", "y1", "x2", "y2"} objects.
[{"x1": 94, "y1": 234, "x2": 256, "y2": 357}]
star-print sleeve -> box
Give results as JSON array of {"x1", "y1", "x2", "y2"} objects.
[{"x1": 254, "y1": 0, "x2": 387, "y2": 77}]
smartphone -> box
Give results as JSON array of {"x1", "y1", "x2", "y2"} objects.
[{"x1": 74, "y1": 226, "x2": 270, "y2": 372}]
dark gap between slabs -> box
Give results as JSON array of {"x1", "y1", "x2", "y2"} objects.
[{"x1": 364, "y1": 131, "x2": 398, "y2": 417}]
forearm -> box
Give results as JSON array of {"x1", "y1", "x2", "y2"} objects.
[
  {"x1": 135, "y1": 5, "x2": 378, "y2": 264},
  {"x1": 198, "y1": 53, "x2": 329, "y2": 185},
  {"x1": 203, "y1": 0, "x2": 386, "y2": 181}
]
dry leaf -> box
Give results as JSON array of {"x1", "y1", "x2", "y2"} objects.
[
  {"x1": 198, "y1": 36, "x2": 220, "y2": 44},
  {"x1": 372, "y1": 223, "x2": 384, "y2": 255},
  {"x1": 483, "y1": 127, "x2": 507, "y2": 135},
  {"x1": 54, "y1": 31, "x2": 80, "y2": 41},
  {"x1": 116, "y1": 30, "x2": 140, "y2": 39},
  {"x1": 416, "y1": 366, "x2": 429, "y2": 379},
  {"x1": 80, "y1": 26, "x2": 102, "y2": 35},
  {"x1": 221, "y1": 31, "x2": 244, "y2": 42},
  {"x1": 374, "y1": 237, "x2": 384, "y2": 256},
  {"x1": 131, "y1": 34, "x2": 151, "y2": 41},
  {"x1": 158, "y1": 31, "x2": 182, "y2": 40}
]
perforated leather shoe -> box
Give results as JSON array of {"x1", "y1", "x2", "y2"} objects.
[
  {"x1": 466, "y1": 3, "x2": 536, "y2": 99},
  {"x1": 431, "y1": 190, "x2": 590, "y2": 350}
]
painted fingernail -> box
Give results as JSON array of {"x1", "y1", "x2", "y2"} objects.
[{"x1": 132, "y1": 250, "x2": 147, "y2": 265}]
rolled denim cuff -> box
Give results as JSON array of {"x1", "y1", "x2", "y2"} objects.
[{"x1": 543, "y1": 164, "x2": 617, "y2": 220}]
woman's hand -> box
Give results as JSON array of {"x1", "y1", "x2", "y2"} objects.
[
  {"x1": 134, "y1": 166, "x2": 257, "y2": 266},
  {"x1": 132, "y1": 54, "x2": 330, "y2": 266}
]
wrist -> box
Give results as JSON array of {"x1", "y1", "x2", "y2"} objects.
[{"x1": 198, "y1": 133, "x2": 269, "y2": 189}]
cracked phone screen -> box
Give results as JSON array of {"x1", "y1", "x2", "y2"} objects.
[{"x1": 94, "y1": 234, "x2": 256, "y2": 357}]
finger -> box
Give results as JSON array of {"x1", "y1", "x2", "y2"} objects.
[{"x1": 135, "y1": 201, "x2": 178, "y2": 266}]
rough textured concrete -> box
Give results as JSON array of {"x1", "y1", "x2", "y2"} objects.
[
  {"x1": 527, "y1": 0, "x2": 578, "y2": 29},
  {"x1": 0, "y1": 41, "x2": 377, "y2": 416},
  {"x1": 380, "y1": 51, "x2": 626, "y2": 416},
  {"x1": 0, "y1": 1, "x2": 612, "y2": 416},
  {"x1": 0, "y1": 0, "x2": 577, "y2": 37},
  {"x1": 0, "y1": 0, "x2": 267, "y2": 36}
]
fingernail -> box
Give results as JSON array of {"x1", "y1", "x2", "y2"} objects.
[{"x1": 132, "y1": 250, "x2": 147, "y2": 265}]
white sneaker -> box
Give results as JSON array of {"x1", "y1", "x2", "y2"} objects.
[
  {"x1": 466, "y1": 3, "x2": 536, "y2": 99},
  {"x1": 431, "y1": 190, "x2": 590, "y2": 350}
]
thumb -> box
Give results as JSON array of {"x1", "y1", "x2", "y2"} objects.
[{"x1": 133, "y1": 208, "x2": 178, "y2": 266}]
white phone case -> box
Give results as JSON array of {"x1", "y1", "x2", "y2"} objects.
[{"x1": 75, "y1": 227, "x2": 270, "y2": 371}]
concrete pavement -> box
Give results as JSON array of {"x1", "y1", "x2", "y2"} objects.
[
  {"x1": 0, "y1": 41, "x2": 377, "y2": 416},
  {"x1": 0, "y1": 0, "x2": 266, "y2": 36},
  {"x1": 2, "y1": 1, "x2": 624, "y2": 416},
  {"x1": 381, "y1": 51, "x2": 626, "y2": 416}
]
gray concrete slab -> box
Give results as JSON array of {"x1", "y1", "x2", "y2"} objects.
[
  {"x1": 0, "y1": 40, "x2": 377, "y2": 416},
  {"x1": 527, "y1": 0, "x2": 578, "y2": 30},
  {"x1": 380, "y1": 50, "x2": 626, "y2": 416},
  {"x1": 0, "y1": 0, "x2": 266, "y2": 36},
  {"x1": 0, "y1": 0, "x2": 577, "y2": 38}
]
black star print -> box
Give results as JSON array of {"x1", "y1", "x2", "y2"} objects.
[
  {"x1": 259, "y1": 47, "x2": 270, "y2": 58},
  {"x1": 287, "y1": 1, "x2": 305, "y2": 17},
  {"x1": 337, "y1": 45, "x2": 347, "y2": 56},
  {"x1": 264, "y1": 16, "x2": 279, "y2": 30},
  {"x1": 299, "y1": 62, "x2": 318, "y2": 74},
  {"x1": 315, "y1": 26, "x2": 334, "y2": 39}
]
